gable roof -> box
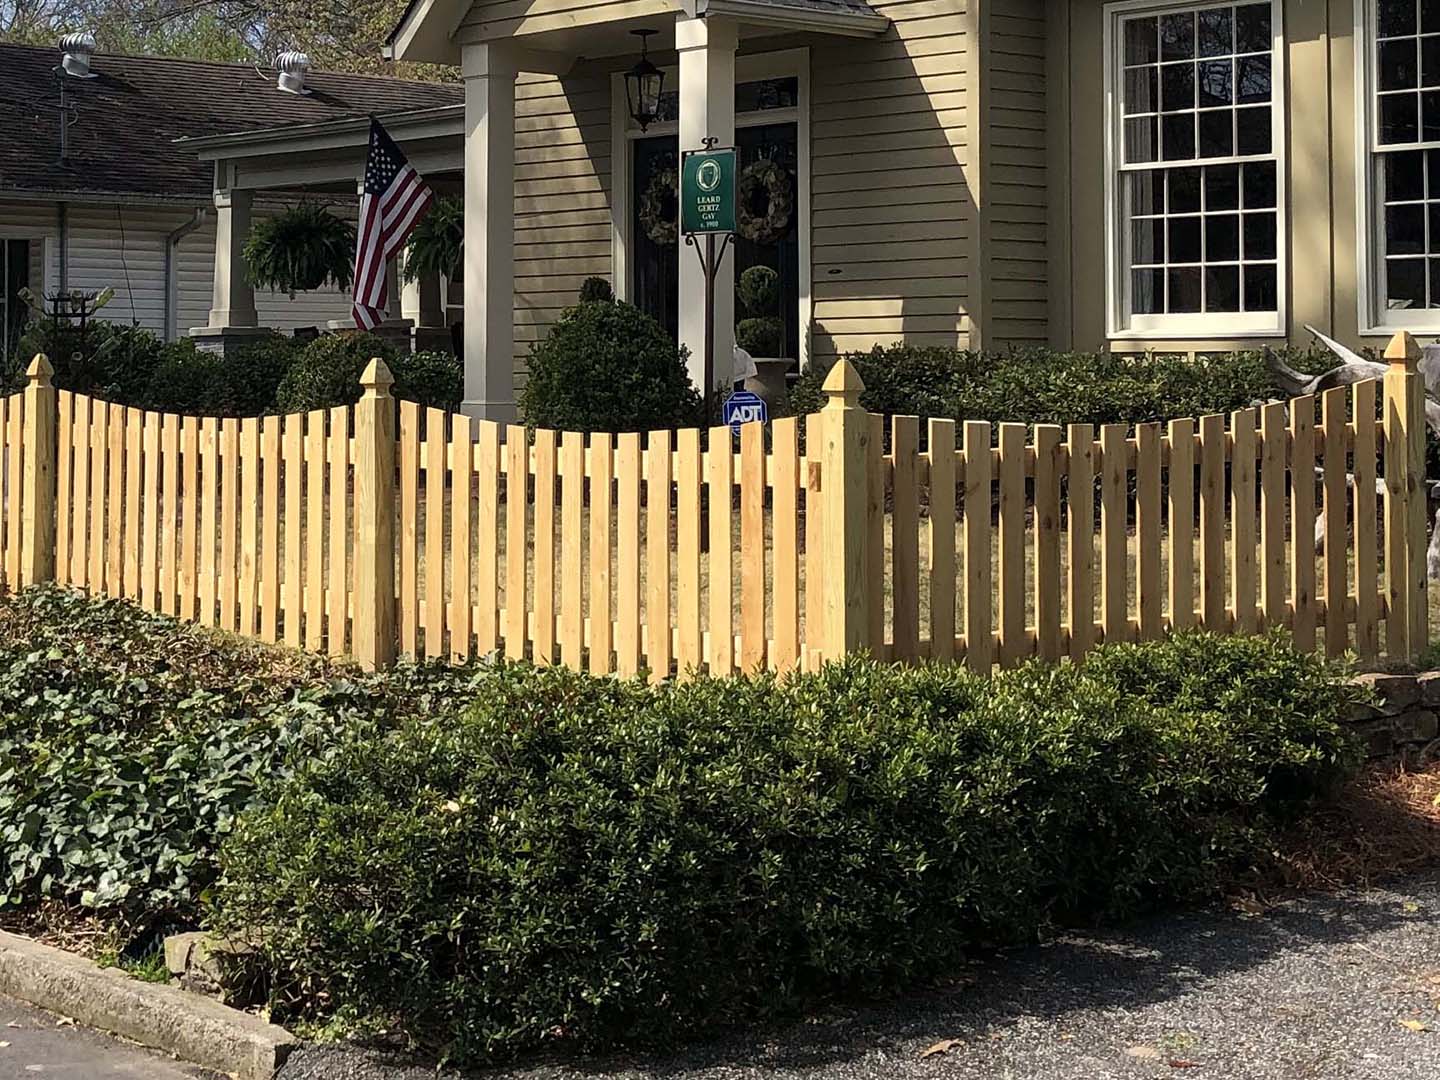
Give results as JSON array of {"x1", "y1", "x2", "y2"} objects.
[{"x1": 0, "y1": 43, "x2": 461, "y2": 202}]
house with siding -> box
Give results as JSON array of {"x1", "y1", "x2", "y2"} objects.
[
  {"x1": 0, "y1": 39, "x2": 459, "y2": 368},
  {"x1": 63, "y1": 0, "x2": 1429, "y2": 422}
]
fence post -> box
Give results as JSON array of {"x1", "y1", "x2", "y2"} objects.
[
  {"x1": 20, "y1": 354, "x2": 57, "y2": 588},
  {"x1": 352, "y1": 358, "x2": 396, "y2": 670},
  {"x1": 812, "y1": 359, "x2": 874, "y2": 665},
  {"x1": 1382, "y1": 331, "x2": 1428, "y2": 661}
]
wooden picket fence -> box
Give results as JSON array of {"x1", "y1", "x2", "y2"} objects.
[{"x1": 0, "y1": 333, "x2": 1431, "y2": 674}]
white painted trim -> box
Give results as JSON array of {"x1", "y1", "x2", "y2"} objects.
[
  {"x1": 1102, "y1": 0, "x2": 1288, "y2": 339},
  {"x1": 611, "y1": 47, "x2": 811, "y2": 362},
  {"x1": 1352, "y1": 0, "x2": 1440, "y2": 333}
]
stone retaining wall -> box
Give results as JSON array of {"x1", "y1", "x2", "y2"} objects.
[{"x1": 1347, "y1": 673, "x2": 1440, "y2": 760}]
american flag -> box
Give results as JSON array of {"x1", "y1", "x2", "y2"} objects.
[{"x1": 351, "y1": 117, "x2": 434, "y2": 331}]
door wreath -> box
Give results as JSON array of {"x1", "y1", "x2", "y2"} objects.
[
  {"x1": 638, "y1": 160, "x2": 679, "y2": 246},
  {"x1": 737, "y1": 158, "x2": 794, "y2": 245}
]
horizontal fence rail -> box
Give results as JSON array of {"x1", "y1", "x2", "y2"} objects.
[{"x1": 0, "y1": 335, "x2": 1431, "y2": 673}]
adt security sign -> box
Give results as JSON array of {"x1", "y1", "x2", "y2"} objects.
[
  {"x1": 723, "y1": 390, "x2": 767, "y2": 436},
  {"x1": 680, "y1": 147, "x2": 736, "y2": 234}
]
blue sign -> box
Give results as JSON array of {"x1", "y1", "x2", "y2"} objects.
[{"x1": 723, "y1": 390, "x2": 768, "y2": 436}]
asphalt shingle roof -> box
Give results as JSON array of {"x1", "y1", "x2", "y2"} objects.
[{"x1": 0, "y1": 43, "x2": 461, "y2": 200}]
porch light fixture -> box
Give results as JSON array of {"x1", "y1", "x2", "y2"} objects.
[{"x1": 625, "y1": 29, "x2": 664, "y2": 132}]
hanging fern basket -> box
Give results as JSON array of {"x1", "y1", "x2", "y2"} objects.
[
  {"x1": 243, "y1": 204, "x2": 356, "y2": 297},
  {"x1": 405, "y1": 196, "x2": 463, "y2": 283}
]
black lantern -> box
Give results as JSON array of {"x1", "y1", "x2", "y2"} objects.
[{"x1": 625, "y1": 29, "x2": 664, "y2": 132}]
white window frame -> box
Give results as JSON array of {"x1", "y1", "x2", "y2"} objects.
[
  {"x1": 1103, "y1": 0, "x2": 1288, "y2": 338},
  {"x1": 1355, "y1": 0, "x2": 1440, "y2": 332},
  {"x1": 0, "y1": 229, "x2": 53, "y2": 368},
  {"x1": 610, "y1": 48, "x2": 812, "y2": 369}
]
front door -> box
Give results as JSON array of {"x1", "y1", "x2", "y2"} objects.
[{"x1": 628, "y1": 74, "x2": 803, "y2": 374}]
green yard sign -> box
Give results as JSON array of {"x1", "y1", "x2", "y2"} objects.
[{"x1": 680, "y1": 147, "x2": 736, "y2": 235}]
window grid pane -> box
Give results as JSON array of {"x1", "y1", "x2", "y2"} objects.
[
  {"x1": 1380, "y1": 147, "x2": 1440, "y2": 309},
  {"x1": 1116, "y1": 1, "x2": 1279, "y2": 322},
  {"x1": 1376, "y1": 0, "x2": 1440, "y2": 145},
  {"x1": 1120, "y1": 0, "x2": 1273, "y2": 169}
]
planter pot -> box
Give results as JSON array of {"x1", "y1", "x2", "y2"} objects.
[{"x1": 744, "y1": 357, "x2": 794, "y2": 410}]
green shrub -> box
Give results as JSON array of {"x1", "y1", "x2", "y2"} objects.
[
  {"x1": 212, "y1": 632, "x2": 1359, "y2": 1063},
  {"x1": 274, "y1": 334, "x2": 462, "y2": 413},
  {"x1": 140, "y1": 335, "x2": 299, "y2": 417},
  {"x1": 786, "y1": 345, "x2": 1340, "y2": 429},
  {"x1": 274, "y1": 333, "x2": 399, "y2": 412},
  {"x1": 0, "y1": 587, "x2": 482, "y2": 928},
  {"x1": 15, "y1": 318, "x2": 163, "y2": 403},
  {"x1": 518, "y1": 300, "x2": 700, "y2": 431},
  {"x1": 577, "y1": 276, "x2": 613, "y2": 303},
  {"x1": 391, "y1": 350, "x2": 463, "y2": 411}
]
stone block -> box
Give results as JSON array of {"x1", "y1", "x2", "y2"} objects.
[
  {"x1": 1352, "y1": 718, "x2": 1395, "y2": 758},
  {"x1": 1417, "y1": 671, "x2": 1440, "y2": 707},
  {"x1": 1351, "y1": 672, "x2": 1420, "y2": 713},
  {"x1": 1392, "y1": 709, "x2": 1439, "y2": 744}
]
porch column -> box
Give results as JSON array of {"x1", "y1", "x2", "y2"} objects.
[
  {"x1": 403, "y1": 272, "x2": 452, "y2": 353},
  {"x1": 207, "y1": 186, "x2": 256, "y2": 328},
  {"x1": 191, "y1": 172, "x2": 270, "y2": 357},
  {"x1": 675, "y1": 15, "x2": 737, "y2": 394},
  {"x1": 461, "y1": 41, "x2": 518, "y2": 421}
]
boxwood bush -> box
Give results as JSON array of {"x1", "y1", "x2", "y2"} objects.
[
  {"x1": 211, "y1": 631, "x2": 1360, "y2": 1063},
  {"x1": 275, "y1": 333, "x2": 462, "y2": 413},
  {"x1": 786, "y1": 345, "x2": 1340, "y2": 430}
]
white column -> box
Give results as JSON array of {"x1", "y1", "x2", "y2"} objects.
[
  {"x1": 676, "y1": 15, "x2": 737, "y2": 395},
  {"x1": 207, "y1": 186, "x2": 257, "y2": 328},
  {"x1": 461, "y1": 42, "x2": 518, "y2": 422}
]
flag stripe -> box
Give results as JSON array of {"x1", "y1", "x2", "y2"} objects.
[{"x1": 351, "y1": 118, "x2": 435, "y2": 328}]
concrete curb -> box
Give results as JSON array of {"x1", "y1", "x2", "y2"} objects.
[{"x1": 0, "y1": 929, "x2": 297, "y2": 1079}]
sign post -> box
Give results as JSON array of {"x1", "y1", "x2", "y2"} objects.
[{"x1": 680, "y1": 137, "x2": 736, "y2": 417}]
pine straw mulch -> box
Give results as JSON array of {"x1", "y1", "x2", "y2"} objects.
[{"x1": 1230, "y1": 757, "x2": 1440, "y2": 910}]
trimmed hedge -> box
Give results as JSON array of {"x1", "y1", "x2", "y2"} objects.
[
  {"x1": 211, "y1": 632, "x2": 1360, "y2": 1063},
  {"x1": 518, "y1": 298, "x2": 701, "y2": 432},
  {"x1": 787, "y1": 345, "x2": 1340, "y2": 429}
]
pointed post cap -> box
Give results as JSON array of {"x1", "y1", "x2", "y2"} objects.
[
  {"x1": 26, "y1": 354, "x2": 54, "y2": 385},
  {"x1": 821, "y1": 358, "x2": 865, "y2": 409},
  {"x1": 360, "y1": 357, "x2": 394, "y2": 397},
  {"x1": 1385, "y1": 330, "x2": 1421, "y2": 371}
]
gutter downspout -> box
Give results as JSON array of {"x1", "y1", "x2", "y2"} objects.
[{"x1": 163, "y1": 207, "x2": 207, "y2": 343}]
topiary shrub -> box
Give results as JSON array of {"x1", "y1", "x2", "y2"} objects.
[
  {"x1": 518, "y1": 300, "x2": 700, "y2": 431},
  {"x1": 211, "y1": 631, "x2": 1360, "y2": 1063},
  {"x1": 274, "y1": 333, "x2": 398, "y2": 412},
  {"x1": 577, "y1": 276, "x2": 613, "y2": 303},
  {"x1": 735, "y1": 265, "x2": 783, "y2": 357}
]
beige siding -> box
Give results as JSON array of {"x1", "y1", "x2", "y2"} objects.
[
  {"x1": 512, "y1": 67, "x2": 612, "y2": 378},
  {"x1": 809, "y1": 0, "x2": 973, "y2": 362},
  {"x1": 459, "y1": 0, "x2": 675, "y2": 41},
  {"x1": 987, "y1": 0, "x2": 1047, "y2": 346}
]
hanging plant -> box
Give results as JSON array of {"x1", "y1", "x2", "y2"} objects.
[
  {"x1": 405, "y1": 196, "x2": 463, "y2": 282},
  {"x1": 639, "y1": 158, "x2": 679, "y2": 246},
  {"x1": 242, "y1": 204, "x2": 355, "y2": 297},
  {"x1": 737, "y1": 158, "x2": 794, "y2": 246}
]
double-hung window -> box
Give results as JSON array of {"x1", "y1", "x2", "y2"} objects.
[
  {"x1": 1362, "y1": 0, "x2": 1440, "y2": 328},
  {"x1": 1107, "y1": 0, "x2": 1284, "y2": 336}
]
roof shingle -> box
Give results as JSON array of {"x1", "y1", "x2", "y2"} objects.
[{"x1": 0, "y1": 43, "x2": 461, "y2": 200}]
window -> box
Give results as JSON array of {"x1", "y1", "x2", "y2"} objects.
[
  {"x1": 1, "y1": 239, "x2": 31, "y2": 369},
  {"x1": 1363, "y1": 0, "x2": 1440, "y2": 326},
  {"x1": 1107, "y1": 0, "x2": 1283, "y2": 335}
]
